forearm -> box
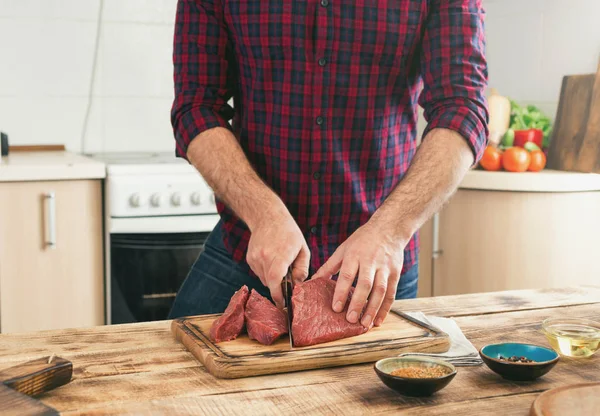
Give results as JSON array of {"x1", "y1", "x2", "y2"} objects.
[
  {"x1": 186, "y1": 127, "x2": 288, "y2": 231},
  {"x1": 370, "y1": 128, "x2": 474, "y2": 243}
]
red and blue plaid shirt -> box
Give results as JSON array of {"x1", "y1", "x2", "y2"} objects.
[{"x1": 171, "y1": 0, "x2": 489, "y2": 274}]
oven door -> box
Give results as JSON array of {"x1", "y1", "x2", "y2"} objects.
[{"x1": 107, "y1": 215, "x2": 220, "y2": 324}]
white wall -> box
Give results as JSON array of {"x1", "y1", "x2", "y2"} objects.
[
  {"x1": 0, "y1": 0, "x2": 598, "y2": 153},
  {"x1": 0, "y1": 0, "x2": 176, "y2": 153},
  {"x1": 484, "y1": 0, "x2": 600, "y2": 121}
]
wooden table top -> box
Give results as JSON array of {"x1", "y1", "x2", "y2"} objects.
[{"x1": 1, "y1": 286, "x2": 599, "y2": 415}]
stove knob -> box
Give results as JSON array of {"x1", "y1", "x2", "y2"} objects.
[
  {"x1": 150, "y1": 193, "x2": 163, "y2": 207},
  {"x1": 129, "y1": 193, "x2": 141, "y2": 208},
  {"x1": 190, "y1": 192, "x2": 202, "y2": 206},
  {"x1": 171, "y1": 192, "x2": 182, "y2": 207}
]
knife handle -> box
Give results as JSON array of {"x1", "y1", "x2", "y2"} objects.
[{"x1": 0, "y1": 356, "x2": 72, "y2": 397}]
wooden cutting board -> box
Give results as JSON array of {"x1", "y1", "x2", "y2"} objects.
[
  {"x1": 172, "y1": 309, "x2": 450, "y2": 379},
  {"x1": 530, "y1": 382, "x2": 600, "y2": 416},
  {"x1": 547, "y1": 60, "x2": 600, "y2": 173}
]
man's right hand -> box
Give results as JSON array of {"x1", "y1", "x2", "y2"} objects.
[
  {"x1": 185, "y1": 128, "x2": 309, "y2": 307},
  {"x1": 246, "y1": 208, "x2": 310, "y2": 308}
]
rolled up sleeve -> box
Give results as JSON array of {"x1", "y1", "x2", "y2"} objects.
[
  {"x1": 171, "y1": 0, "x2": 236, "y2": 159},
  {"x1": 418, "y1": 0, "x2": 489, "y2": 163}
]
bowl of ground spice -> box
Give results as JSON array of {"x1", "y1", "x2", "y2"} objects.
[{"x1": 374, "y1": 356, "x2": 457, "y2": 397}]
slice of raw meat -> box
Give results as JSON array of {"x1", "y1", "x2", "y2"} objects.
[
  {"x1": 209, "y1": 285, "x2": 249, "y2": 343},
  {"x1": 291, "y1": 278, "x2": 369, "y2": 347},
  {"x1": 245, "y1": 289, "x2": 288, "y2": 345}
]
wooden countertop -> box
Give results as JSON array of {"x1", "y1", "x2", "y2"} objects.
[
  {"x1": 1, "y1": 286, "x2": 599, "y2": 415},
  {"x1": 460, "y1": 169, "x2": 600, "y2": 192},
  {"x1": 0, "y1": 151, "x2": 105, "y2": 182}
]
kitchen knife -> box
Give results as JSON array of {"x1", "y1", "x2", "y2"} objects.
[{"x1": 283, "y1": 267, "x2": 294, "y2": 348}]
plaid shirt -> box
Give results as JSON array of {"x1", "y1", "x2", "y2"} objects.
[{"x1": 171, "y1": 0, "x2": 488, "y2": 274}]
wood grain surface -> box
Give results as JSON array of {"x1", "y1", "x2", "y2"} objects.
[
  {"x1": 0, "y1": 286, "x2": 598, "y2": 415},
  {"x1": 530, "y1": 382, "x2": 600, "y2": 416},
  {"x1": 0, "y1": 385, "x2": 58, "y2": 416},
  {"x1": 172, "y1": 310, "x2": 450, "y2": 378},
  {"x1": 8, "y1": 145, "x2": 66, "y2": 152},
  {"x1": 547, "y1": 61, "x2": 600, "y2": 173}
]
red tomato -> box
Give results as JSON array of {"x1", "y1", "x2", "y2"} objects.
[
  {"x1": 480, "y1": 146, "x2": 503, "y2": 171},
  {"x1": 502, "y1": 147, "x2": 531, "y2": 172},
  {"x1": 528, "y1": 150, "x2": 546, "y2": 172}
]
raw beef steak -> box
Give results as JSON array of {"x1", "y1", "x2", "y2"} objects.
[
  {"x1": 291, "y1": 278, "x2": 369, "y2": 347},
  {"x1": 245, "y1": 289, "x2": 288, "y2": 345},
  {"x1": 209, "y1": 285, "x2": 249, "y2": 343}
]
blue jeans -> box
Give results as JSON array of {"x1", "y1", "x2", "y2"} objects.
[{"x1": 168, "y1": 221, "x2": 418, "y2": 318}]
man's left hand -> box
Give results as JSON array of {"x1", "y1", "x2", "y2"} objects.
[{"x1": 312, "y1": 220, "x2": 408, "y2": 328}]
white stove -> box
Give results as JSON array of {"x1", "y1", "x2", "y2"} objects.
[
  {"x1": 90, "y1": 152, "x2": 219, "y2": 233},
  {"x1": 88, "y1": 152, "x2": 220, "y2": 325}
]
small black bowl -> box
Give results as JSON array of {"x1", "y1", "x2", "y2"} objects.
[
  {"x1": 479, "y1": 343, "x2": 559, "y2": 381},
  {"x1": 374, "y1": 356, "x2": 457, "y2": 397}
]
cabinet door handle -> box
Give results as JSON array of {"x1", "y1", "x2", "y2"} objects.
[
  {"x1": 44, "y1": 192, "x2": 56, "y2": 249},
  {"x1": 432, "y1": 213, "x2": 443, "y2": 258}
]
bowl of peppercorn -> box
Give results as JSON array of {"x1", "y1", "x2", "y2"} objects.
[
  {"x1": 374, "y1": 356, "x2": 457, "y2": 397},
  {"x1": 479, "y1": 343, "x2": 559, "y2": 381}
]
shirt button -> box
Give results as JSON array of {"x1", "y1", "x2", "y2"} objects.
[
  {"x1": 312, "y1": 172, "x2": 321, "y2": 180},
  {"x1": 320, "y1": 0, "x2": 329, "y2": 6},
  {"x1": 318, "y1": 57, "x2": 327, "y2": 67},
  {"x1": 316, "y1": 116, "x2": 324, "y2": 125},
  {"x1": 310, "y1": 226, "x2": 318, "y2": 234}
]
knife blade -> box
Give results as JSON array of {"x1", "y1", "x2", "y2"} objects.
[{"x1": 283, "y1": 267, "x2": 294, "y2": 348}]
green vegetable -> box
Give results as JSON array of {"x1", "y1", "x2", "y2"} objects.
[
  {"x1": 502, "y1": 128, "x2": 515, "y2": 147},
  {"x1": 523, "y1": 142, "x2": 541, "y2": 152},
  {"x1": 508, "y1": 100, "x2": 553, "y2": 148}
]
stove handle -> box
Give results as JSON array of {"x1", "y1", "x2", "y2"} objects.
[{"x1": 44, "y1": 192, "x2": 56, "y2": 249}]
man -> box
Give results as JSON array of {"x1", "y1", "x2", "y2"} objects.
[{"x1": 169, "y1": 0, "x2": 488, "y2": 328}]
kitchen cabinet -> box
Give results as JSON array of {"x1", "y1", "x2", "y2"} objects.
[
  {"x1": 416, "y1": 219, "x2": 433, "y2": 298},
  {"x1": 418, "y1": 170, "x2": 600, "y2": 297},
  {"x1": 0, "y1": 179, "x2": 104, "y2": 333}
]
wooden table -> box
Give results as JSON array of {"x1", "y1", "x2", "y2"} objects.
[{"x1": 1, "y1": 286, "x2": 599, "y2": 415}]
